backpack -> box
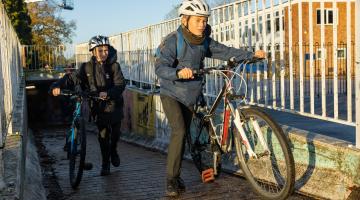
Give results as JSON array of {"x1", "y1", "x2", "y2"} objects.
[{"x1": 155, "y1": 28, "x2": 210, "y2": 60}]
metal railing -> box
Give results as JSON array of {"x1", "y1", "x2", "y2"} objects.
[
  {"x1": 355, "y1": 0, "x2": 360, "y2": 147},
  {"x1": 22, "y1": 45, "x2": 69, "y2": 72},
  {"x1": 75, "y1": 0, "x2": 359, "y2": 145}
]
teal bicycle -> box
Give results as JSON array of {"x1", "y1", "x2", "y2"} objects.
[{"x1": 60, "y1": 90, "x2": 101, "y2": 189}]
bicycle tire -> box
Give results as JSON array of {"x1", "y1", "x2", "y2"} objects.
[
  {"x1": 188, "y1": 113, "x2": 221, "y2": 175},
  {"x1": 233, "y1": 106, "x2": 295, "y2": 200},
  {"x1": 68, "y1": 116, "x2": 86, "y2": 189}
]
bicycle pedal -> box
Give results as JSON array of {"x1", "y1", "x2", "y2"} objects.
[{"x1": 201, "y1": 168, "x2": 215, "y2": 183}]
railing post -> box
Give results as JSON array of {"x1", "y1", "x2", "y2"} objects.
[{"x1": 356, "y1": 0, "x2": 360, "y2": 148}]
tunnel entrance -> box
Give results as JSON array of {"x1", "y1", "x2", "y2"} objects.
[{"x1": 26, "y1": 80, "x2": 72, "y2": 128}]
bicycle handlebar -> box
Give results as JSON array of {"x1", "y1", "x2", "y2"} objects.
[
  {"x1": 193, "y1": 57, "x2": 265, "y2": 75},
  {"x1": 59, "y1": 89, "x2": 104, "y2": 101}
]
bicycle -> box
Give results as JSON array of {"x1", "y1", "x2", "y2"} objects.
[
  {"x1": 187, "y1": 58, "x2": 295, "y2": 200},
  {"x1": 59, "y1": 89, "x2": 102, "y2": 189}
]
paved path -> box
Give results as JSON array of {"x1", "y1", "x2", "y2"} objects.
[{"x1": 37, "y1": 127, "x2": 311, "y2": 200}]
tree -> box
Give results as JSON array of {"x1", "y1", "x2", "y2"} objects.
[
  {"x1": 2, "y1": 0, "x2": 32, "y2": 44},
  {"x1": 27, "y1": 2, "x2": 76, "y2": 46}
]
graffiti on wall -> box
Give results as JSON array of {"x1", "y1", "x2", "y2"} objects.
[{"x1": 133, "y1": 92, "x2": 155, "y2": 137}]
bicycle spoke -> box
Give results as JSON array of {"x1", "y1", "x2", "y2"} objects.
[{"x1": 234, "y1": 107, "x2": 295, "y2": 200}]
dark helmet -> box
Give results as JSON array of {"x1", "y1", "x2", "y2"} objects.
[{"x1": 88, "y1": 35, "x2": 110, "y2": 51}]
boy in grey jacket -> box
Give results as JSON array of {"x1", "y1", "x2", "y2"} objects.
[{"x1": 155, "y1": 0, "x2": 266, "y2": 197}]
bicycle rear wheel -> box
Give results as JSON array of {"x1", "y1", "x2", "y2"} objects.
[
  {"x1": 233, "y1": 106, "x2": 295, "y2": 200},
  {"x1": 68, "y1": 116, "x2": 86, "y2": 189}
]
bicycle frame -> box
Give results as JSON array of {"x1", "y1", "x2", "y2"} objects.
[
  {"x1": 199, "y1": 61, "x2": 270, "y2": 159},
  {"x1": 66, "y1": 93, "x2": 95, "y2": 149},
  {"x1": 67, "y1": 98, "x2": 82, "y2": 154}
]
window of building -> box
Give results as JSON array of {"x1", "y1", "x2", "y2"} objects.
[
  {"x1": 220, "y1": 9, "x2": 224, "y2": 23},
  {"x1": 316, "y1": 9, "x2": 336, "y2": 25},
  {"x1": 244, "y1": 1, "x2": 249, "y2": 16},
  {"x1": 266, "y1": 20, "x2": 271, "y2": 33},
  {"x1": 226, "y1": 25, "x2": 230, "y2": 41},
  {"x1": 225, "y1": 7, "x2": 229, "y2": 21},
  {"x1": 317, "y1": 49, "x2": 327, "y2": 60},
  {"x1": 210, "y1": 11, "x2": 215, "y2": 25},
  {"x1": 239, "y1": 22, "x2": 242, "y2": 38},
  {"x1": 337, "y1": 48, "x2": 346, "y2": 59},
  {"x1": 283, "y1": 16, "x2": 285, "y2": 30},
  {"x1": 274, "y1": 11, "x2": 279, "y2": 32},
  {"x1": 258, "y1": 16, "x2": 263, "y2": 34},
  {"x1": 230, "y1": 24, "x2": 235, "y2": 40},
  {"x1": 221, "y1": 27, "x2": 224, "y2": 42},
  {"x1": 237, "y1": 3, "x2": 242, "y2": 17},
  {"x1": 229, "y1": 5, "x2": 234, "y2": 20},
  {"x1": 245, "y1": 20, "x2": 248, "y2": 38},
  {"x1": 251, "y1": 18, "x2": 255, "y2": 36}
]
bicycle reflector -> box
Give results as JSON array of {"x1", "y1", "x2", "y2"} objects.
[{"x1": 201, "y1": 168, "x2": 215, "y2": 183}]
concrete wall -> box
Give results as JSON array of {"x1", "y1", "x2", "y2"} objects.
[
  {"x1": 0, "y1": 77, "x2": 46, "y2": 200},
  {"x1": 120, "y1": 86, "x2": 360, "y2": 200}
]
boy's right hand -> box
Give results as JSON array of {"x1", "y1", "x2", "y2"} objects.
[
  {"x1": 52, "y1": 88, "x2": 61, "y2": 96},
  {"x1": 177, "y1": 68, "x2": 194, "y2": 79},
  {"x1": 254, "y1": 50, "x2": 266, "y2": 59}
]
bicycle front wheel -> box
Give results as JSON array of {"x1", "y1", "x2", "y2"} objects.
[
  {"x1": 233, "y1": 106, "x2": 295, "y2": 200},
  {"x1": 68, "y1": 117, "x2": 86, "y2": 189}
]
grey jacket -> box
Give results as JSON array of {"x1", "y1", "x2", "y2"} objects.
[{"x1": 155, "y1": 26, "x2": 254, "y2": 107}]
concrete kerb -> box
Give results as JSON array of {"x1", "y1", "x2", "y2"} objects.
[
  {"x1": 120, "y1": 98, "x2": 360, "y2": 200},
  {"x1": 285, "y1": 125, "x2": 360, "y2": 199}
]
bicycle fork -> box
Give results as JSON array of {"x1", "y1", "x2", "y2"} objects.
[{"x1": 231, "y1": 105, "x2": 269, "y2": 159}]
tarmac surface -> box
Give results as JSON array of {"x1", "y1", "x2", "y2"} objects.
[{"x1": 34, "y1": 126, "x2": 312, "y2": 200}]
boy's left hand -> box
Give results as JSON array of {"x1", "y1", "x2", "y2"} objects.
[
  {"x1": 254, "y1": 50, "x2": 266, "y2": 59},
  {"x1": 99, "y1": 92, "x2": 108, "y2": 100}
]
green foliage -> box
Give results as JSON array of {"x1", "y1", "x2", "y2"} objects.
[
  {"x1": 2, "y1": 0, "x2": 32, "y2": 44},
  {"x1": 27, "y1": 2, "x2": 76, "y2": 46}
]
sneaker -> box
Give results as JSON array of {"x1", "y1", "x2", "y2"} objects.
[
  {"x1": 176, "y1": 177, "x2": 186, "y2": 192},
  {"x1": 111, "y1": 152, "x2": 120, "y2": 167},
  {"x1": 100, "y1": 163, "x2": 110, "y2": 176},
  {"x1": 83, "y1": 162, "x2": 93, "y2": 170},
  {"x1": 166, "y1": 179, "x2": 179, "y2": 197}
]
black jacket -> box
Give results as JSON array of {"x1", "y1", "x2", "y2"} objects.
[{"x1": 52, "y1": 46, "x2": 126, "y2": 124}]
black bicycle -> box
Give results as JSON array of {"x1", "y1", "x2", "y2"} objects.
[
  {"x1": 187, "y1": 58, "x2": 295, "y2": 200},
  {"x1": 59, "y1": 90, "x2": 101, "y2": 189}
]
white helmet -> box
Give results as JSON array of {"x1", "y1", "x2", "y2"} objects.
[
  {"x1": 178, "y1": 0, "x2": 211, "y2": 17},
  {"x1": 88, "y1": 35, "x2": 110, "y2": 51}
]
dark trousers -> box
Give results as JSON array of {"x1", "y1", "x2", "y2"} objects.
[
  {"x1": 160, "y1": 95, "x2": 193, "y2": 180},
  {"x1": 97, "y1": 122, "x2": 121, "y2": 166}
]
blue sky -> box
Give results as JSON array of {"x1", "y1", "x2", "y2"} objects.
[{"x1": 59, "y1": 0, "x2": 181, "y2": 45}]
